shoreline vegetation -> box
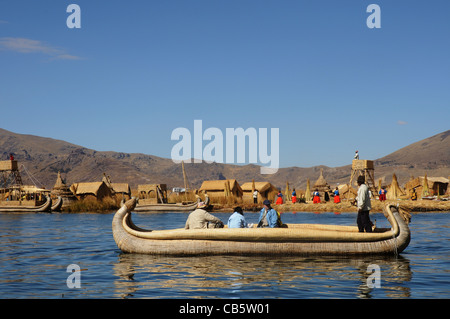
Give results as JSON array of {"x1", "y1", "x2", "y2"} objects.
[{"x1": 64, "y1": 197, "x2": 119, "y2": 213}]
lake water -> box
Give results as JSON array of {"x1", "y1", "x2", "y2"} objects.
[{"x1": 1, "y1": 210, "x2": 449, "y2": 300}]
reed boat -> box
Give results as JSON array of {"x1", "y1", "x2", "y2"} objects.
[
  {"x1": 0, "y1": 160, "x2": 53, "y2": 213},
  {"x1": 134, "y1": 200, "x2": 199, "y2": 212},
  {"x1": 0, "y1": 195, "x2": 52, "y2": 213},
  {"x1": 134, "y1": 161, "x2": 202, "y2": 212},
  {"x1": 113, "y1": 198, "x2": 411, "y2": 256},
  {"x1": 51, "y1": 196, "x2": 63, "y2": 212}
]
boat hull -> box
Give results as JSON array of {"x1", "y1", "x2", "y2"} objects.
[
  {"x1": 113, "y1": 199, "x2": 410, "y2": 256},
  {"x1": 0, "y1": 196, "x2": 52, "y2": 213}
]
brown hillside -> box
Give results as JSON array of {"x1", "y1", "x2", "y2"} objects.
[{"x1": 0, "y1": 128, "x2": 449, "y2": 191}]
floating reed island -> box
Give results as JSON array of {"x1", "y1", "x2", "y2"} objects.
[
  {"x1": 19, "y1": 159, "x2": 446, "y2": 214},
  {"x1": 270, "y1": 200, "x2": 450, "y2": 213}
]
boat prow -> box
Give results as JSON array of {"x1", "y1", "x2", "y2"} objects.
[
  {"x1": 51, "y1": 196, "x2": 63, "y2": 212},
  {"x1": 112, "y1": 198, "x2": 411, "y2": 256}
]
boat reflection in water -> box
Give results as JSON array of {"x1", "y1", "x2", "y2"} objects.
[{"x1": 112, "y1": 254, "x2": 412, "y2": 299}]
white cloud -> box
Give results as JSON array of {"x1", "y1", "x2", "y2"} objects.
[
  {"x1": 53, "y1": 54, "x2": 83, "y2": 61},
  {"x1": 397, "y1": 120, "x2": 408, "y2": 125},
  {"x1": 0, "y1": 37, "x2": 82, "y2": 60}
]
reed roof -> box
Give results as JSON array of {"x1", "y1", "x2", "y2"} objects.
[
  {"x1": 313, "y1": 168, "x2": 329, "y2": 188},
  {"x1": 111, "y1": 183, "x2": 130, "y2": 194},
  {"x1": 199, "y1": 179, "x2": 242, "y2": 192},
  {"x1": 241, "y1": 182, "x2": 274, "y2": 193},
  {"x1": 71, "y1": 182, "x2": 110, "y2": 196},
  {"x1": 52, "y1": 172, "x2": 66, "y2": 189},
  {"x1": 19, "y1": 185, "x2": 49, "y2": 193},
  {"x1": 419, "y1": 176, "x2": 449, "y2": 184}
]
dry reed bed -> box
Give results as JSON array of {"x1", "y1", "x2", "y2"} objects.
[
  {"x1": 64, "y1": 197, "x2": 120, "y2": 213},
  {"x1": 272, "y1": 200, "x2": 450, "y2": 213}
]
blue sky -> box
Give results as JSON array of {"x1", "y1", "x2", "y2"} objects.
[{"x1": 0, "y1": 0, "x2": 449, "y2": 169}]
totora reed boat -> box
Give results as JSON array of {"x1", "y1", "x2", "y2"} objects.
[
  {"x1": 0, "y1": 195, "x2": 52, "y2": 213},
  {"x1": 112, "y1": 198, "x2": 411, "y2": 256}
]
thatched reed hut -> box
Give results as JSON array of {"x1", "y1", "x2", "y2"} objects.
[
  {"x1": 51, "y1": 171, "x2": 77, "y2": 206},
  {"x1": 405, "y1": 175, "x2": 449, "y2": 197},
  {"x1": 111, "y1": 183, "x2": 131, "y2": 200},
  {"x1": 101, "y1": 173, "x2": 131, "y2": 200},
  {"x1": 199, "y1": 179, "x2": 243, "y2": 200},
  {"x1": 446, "y1": 176, "x2": 450, "y2": 196},
  {"x1": 313, "y1": 168, "x2": 332, "y2": 196},
  {"x1": 421, "y1": 176, "x2": 448, "y2": 196},
  {"x1": 241, "y1": 181, "x2": 278, "y2": 204},
  {"x1": 70, "y1": 181, "x2": 113, "y2": 201}
]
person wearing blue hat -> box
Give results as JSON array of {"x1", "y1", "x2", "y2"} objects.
[{"x1": 257, "y1": 200, "x2": 283, "y2": 228}]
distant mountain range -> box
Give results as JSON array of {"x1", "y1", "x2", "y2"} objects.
[{"x1": 1, "y1": 128, "x2": 449, "y2": 191}]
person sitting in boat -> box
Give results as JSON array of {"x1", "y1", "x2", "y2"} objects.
[
  {"x1": 228, "y1": 206, "x2": 252, "y2": 228},
  {"x1": 411, "y1": 188, "x2": 417, "y2": 201},
  {"x1": 185, "y1": 202, "x2": 223, "y2": 229},
  {"x1": 257, "y1": 200, "x2": 283, "y2": 228},
  {"x1": 333, "y1": 187, "x2": 341, "y2": 204},
  {"x1": 275, "y1": 191, "x2": 283, "y2": 205},
  {"x1": 313, "y1": 189, "x2": 321, "y2": 204}
]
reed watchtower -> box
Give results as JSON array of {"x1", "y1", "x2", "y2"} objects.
[
  {"x1": 349, "y1": 160, "x2": 377, "y2": 195},
  {"x1": 0, "y1": 160, "x2": 23, "y2": 188}
]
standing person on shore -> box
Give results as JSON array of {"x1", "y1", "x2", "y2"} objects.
[
  {"x1": 257, "y1": 200, "x2": 283, "y2": 228},
  {"x1": 379, "y1": 187, "x2": 386, "y2": 201},
  {"x1": 275, "y1": 190, "x2": 283, "y2": 205},
  {"x1": 313, "y1": 189, "x2": 321, "y2": 204},
  {"x1": 333, "y1": 187, "x2": 341, "y2": 204},
  {"x1": 253, "y1": 190, "x2": 258, "y2": 204},
  {"x1": 291, "y1": 188, "x2": 297, "y2": 204},
  {"x1": 356, "y1": 176, "x2": 372, "y2": 232}
]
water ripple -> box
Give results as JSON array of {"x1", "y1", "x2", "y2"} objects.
[{"x1": 0, "y1": 211, "x2": 449, "y2": 298}]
